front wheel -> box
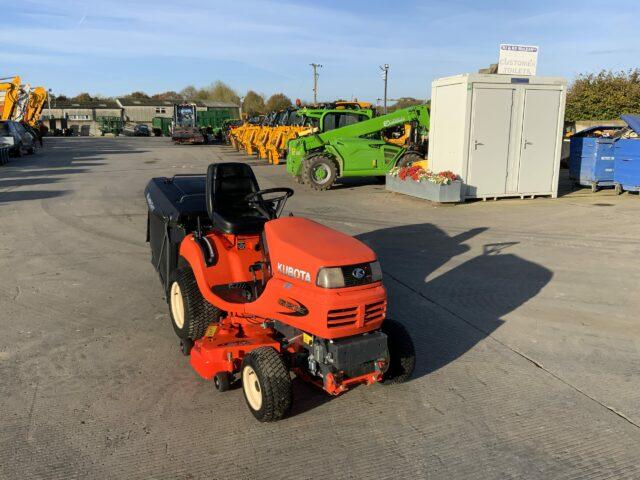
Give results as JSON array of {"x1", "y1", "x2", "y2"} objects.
[
  {"x1": 381, "y1": 319, "x2": 416, "y2": 384},
  {"x1": 241, "y1": 347, "x2": 292, "y2": 422},
  {"x1": 302, "y1": 155, "x2": 338, "y2": 191},
  {"x1": 168, "y1": 267, "x2": 221, "y2": 340}
]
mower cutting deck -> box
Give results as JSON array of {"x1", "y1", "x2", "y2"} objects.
[{"x1": 145, "y1": 162, "x2": 415, "y2": 421}]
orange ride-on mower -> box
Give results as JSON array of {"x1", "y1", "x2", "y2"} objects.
[{"x1": 145, "y1": 163, "x2": 415, "y2": 421}]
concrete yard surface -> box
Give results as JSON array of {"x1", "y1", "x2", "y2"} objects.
[{"x1": 1, "y1": 137, "x2": 639, "y2": 479}]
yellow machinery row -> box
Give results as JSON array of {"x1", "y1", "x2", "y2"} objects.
[
  {"x1": 229, "y1": 112, "x2": 306, "y2": 165},
  {"x1": 0, "y1": 76, "x2": 47, "y2": 127}
]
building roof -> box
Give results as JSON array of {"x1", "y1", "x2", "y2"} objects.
[
  {"x1": 50, "y1": 100, "x2": 120, "y2": 109},
  {"x1": 115, "y1": 98, "x2": 239, "y2": 108},
  {"x1": 116, "y1": 98, "x2": 178, "y2": 107}
]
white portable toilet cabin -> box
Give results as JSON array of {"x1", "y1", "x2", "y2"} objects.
[{"x1": 428, "y1": 74, "x2": 567, "y2": 200}]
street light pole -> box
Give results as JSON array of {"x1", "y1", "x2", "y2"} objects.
[
  {"x1": 46, "y1": 88, "x2": 52, "y2": 117},
  {"x1": 310, "y1": 63, "x2": 322, "y2": 104},
  {"x1": 379, "y1": 64, "x2": 389, "y2": 113},
  {"x1": 239, "y1": 95, "x2": 245, "y2": 119}
]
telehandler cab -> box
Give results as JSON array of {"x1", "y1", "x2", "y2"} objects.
[{"x1": 145, "y1": 163, "x2": 415, "y2": 421}]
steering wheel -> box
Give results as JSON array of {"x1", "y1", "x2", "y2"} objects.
[{"x1": 244, "y1": 188, "x2": 294, "y2": 219}]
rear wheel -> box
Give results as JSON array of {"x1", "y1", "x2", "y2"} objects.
[
  {"x1": 396, "y1": 151, "x2": 422, "y2": 169},
  {"x1": 241, "y1": 347, "x2": 292, "y2": 422},
  {"x1": 303, "y1": 155, "x2": 338, "y2": 191},
  {"x1": 381, "y1": 319, "x2": 416, "y2": 384},
  {"x1": 168, "y1": 267, "x2": 221, "y2": 340}
]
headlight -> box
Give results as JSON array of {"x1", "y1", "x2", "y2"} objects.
[
  {"x1": 316, "y1": 267, "x2": 345, "y2": 289},
  {"x1": 317, "y1": 261, "x2": 382, "y2": 289}
]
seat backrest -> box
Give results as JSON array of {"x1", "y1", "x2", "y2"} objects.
[{"x1": 206, "y1": 162, "x2": 261, "y2": 232}]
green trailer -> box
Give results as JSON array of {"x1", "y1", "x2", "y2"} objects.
[
  {"x1": 96, "y1": 116, "x2": 123, "y2": 136},
  {"x1": 197, "y1": 109, "x2": 238, "y2": 141},
  {"x1": 286, "y1": 104, "x2": 430, "y2": 190},
  {"x1": 152, "y1": 117, "x2": 172, "y2": 137}
]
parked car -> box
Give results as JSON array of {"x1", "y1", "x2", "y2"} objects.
[
  {"x1": 0, "y1": 121, "x2": 35, "y2": 157},
  {"x1": 133, "y1": 124, "x2": 151, "y2": 137}
]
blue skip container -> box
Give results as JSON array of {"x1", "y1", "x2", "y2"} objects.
[
  {"x1": 614, "y1": 115, "x2": 640, "y2": 194},
  {"x1": 569, "y1": 126, "x2": 621, "y2": 192}
]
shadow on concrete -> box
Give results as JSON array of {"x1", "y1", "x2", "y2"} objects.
[
  {"x1": 356, "y1": 223, "x2": 553, "y2": 380},
  {"x1": 288, "y1": 223, "x2": 552, "y2": 417},
  {"x1": 332, "y1": 176, "x2": 385, "y2": 190},
  {"x1": 0, "y1": 190, "x2": 67, "y2": 204},
  {"x1": 0, "y1": 177, "x2": 61, "y2": 189}
]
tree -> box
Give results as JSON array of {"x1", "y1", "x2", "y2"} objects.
[
  {"x1": 71, "y1": 92, "x2": 93, "y2": 103},
  {"x1": 265, "y1": 93, "x2": 292, "y2": 112},
  {"x1": 565, "y1": 69, "x2": 640, "y2": 122},
  {"x1": 180, "y1": 85, "x2": 198, "y2": 101},
  {"x1": 242, "y1": 90, "x2": 266, "y2": 116},
  {"x1": 199, "y1": 81, "x2": 240, "y2": 105},
  {"x1": 125, "y1": 91, "x2": 150, "y2": 99},
  {"x1": 388, "y1": 97, "x2": 424, "y2": 112},
  {"x1": 152, "y1": 91, "x2": 181, "y2": 101}
]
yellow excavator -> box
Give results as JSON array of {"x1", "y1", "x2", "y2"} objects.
[
  {"x1": 24, "y1": 87, "x2": 47, "y2": 127},
  {"x1": 0, "y1": 76, "x2": 21, "y2": 121}
]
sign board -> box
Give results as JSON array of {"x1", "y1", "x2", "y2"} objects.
[{"x1": 498, "y1": 44, "x2": 538, "y2": 76}]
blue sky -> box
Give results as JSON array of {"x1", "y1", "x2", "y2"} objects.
[{"x1": 4, "y1": 0, "x2": 639, "y2": 103}]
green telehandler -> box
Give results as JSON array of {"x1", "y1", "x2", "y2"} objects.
[{"x1": 286, "y1": 104, "x2": 430, "y2": 190}]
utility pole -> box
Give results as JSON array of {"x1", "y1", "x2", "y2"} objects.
[
  {"x1": 310, "y1": 63, "x2": 322, "y2": 104},
  {"x1": 47, "y1": 88, "x2": 52, "y2": 116},
  {"x1": 379, "y1": 64, "x2": 389, "y2": 113},
  {"x1": 239, "y1": 95, "x2": 245, "y2": 119}
]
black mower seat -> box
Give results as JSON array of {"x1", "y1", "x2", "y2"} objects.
[{"x1": 206, "y1": 162, "x2": 267, "y2": 235}]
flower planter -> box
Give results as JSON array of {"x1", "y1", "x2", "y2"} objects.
[{"x1": 385, "y1": 174, "x2": 463, "y2": 203}]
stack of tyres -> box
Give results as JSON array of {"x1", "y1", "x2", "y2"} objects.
[{"x1": 614, "y1": 115, "x2": 640, "y2": 194}]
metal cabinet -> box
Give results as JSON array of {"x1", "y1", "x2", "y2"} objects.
[{"x1": 429, "y1": 74, "x2": 567, "y2": 200}]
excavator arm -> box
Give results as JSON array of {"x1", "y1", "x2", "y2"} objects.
[
  {"x1": 0, "y1": 76, "x2": 21, "y2": 121},
  {"x1": 24, "y1": 87, "x2": 47, "y2": 127}
]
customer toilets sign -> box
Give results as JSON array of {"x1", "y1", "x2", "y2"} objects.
[{"x1": 498, "y1": 44, "x2": 539, "y2": 76}]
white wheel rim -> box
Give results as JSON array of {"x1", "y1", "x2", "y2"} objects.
[
  {"x1": 170, "y1": 282, "x2": 185, "y2": 329},
  {"x1": 243, "y1": 365, "x2": 262, "y2": 411}
]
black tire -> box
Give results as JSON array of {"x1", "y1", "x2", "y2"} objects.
[
  {"x1": 27, "y1": 146, "x2": 35, "y2": 155},
  {"x1": 381, "y1": 319, "x2": 416, "y2": 384},
  {"x1": 168, "y1": 267, "x2": 221, "y2": 340},
  {"x1": 241, "y1": 347, "x2": 292, "y2": 422},
  {"x1": 302, "y1": 155, "x2": 338, "y2": 191},
  {"x1": 396, "y1": 151, "x2": 423, "y2": 169},
  {"x1": 180, "y1": 338, "x2": 193, "y2": 356},
  {"x1": 14, "y1": 143, "x2": 22, "y2": 158},
  {"x1": 214, "y1": 372, "x2": 231, "y2": 392}
]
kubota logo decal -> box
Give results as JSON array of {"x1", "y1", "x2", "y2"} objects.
[
  {"x1": 277, "y1": 298, "x2": 309, "y2": 317},
  {"x1": 277, "y1": 262, "x2": 311, "y2": 282}
]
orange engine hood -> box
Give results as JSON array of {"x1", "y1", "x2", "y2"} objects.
[{"x1": 264, "y1": 217, "x2": 376, "y2": 285}]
